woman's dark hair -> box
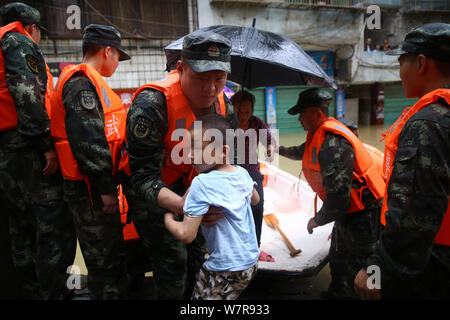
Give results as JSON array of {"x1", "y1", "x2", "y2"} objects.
[{"x1": 230, "y1": 90, "x2": 255, "y2": 114}]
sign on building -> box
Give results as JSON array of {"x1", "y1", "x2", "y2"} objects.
[
  {"x1": 336, "y1": 87, "x2": 345, "y2": 119},
  {"x1": 265, "y1": 87, "x2": 277, "y2": 129},
  {"x1": 306, "y1": 51, "x2": 335, "y2": 78}
]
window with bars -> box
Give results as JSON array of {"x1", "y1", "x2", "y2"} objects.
[
  {"x1": 284, "y1": 0, "x2": 401, "y2": 6},
  {"x1": 0, "y1": 0, "x2": 192, "y2": 39}
]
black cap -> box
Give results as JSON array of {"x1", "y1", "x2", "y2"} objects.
[
  {"x1": 386, "y1": 23, "x2": 450, "y2": 62},
  {"x1": 288, "y1": 88, "x2": 333, "y2": 115},
  {"x1": 181, "y1": 30, "x2": 232, "y2": 73},
  {"x1": 83, "y1": 24, "x2": 130, "y2": 61},
  {"x1": 0, "y1": 2, "x2": 48, "y2": 32},
  {"x1": 339, "y1": 118, "x2": 358, "y2": 131}
]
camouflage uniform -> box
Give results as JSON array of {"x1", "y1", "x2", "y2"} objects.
[
  {"x1": 0, "y1": 3, "x2": 76, "y2": 299},
  {"x1": 280, "y1": 135, "x2": 381, "y2": 299},
  {"x1": 365, "y1": 96, "x2": 450, "y2": 299},
  {"x1": 192, "y1": 264, "x2": 258, "y2": 300},
  {"x1": 280, "y1": 88, "x2": 381, "y2": 299},
  {"x1": 126, "y1": 88, "x2": 237, "y2": 300},
  {"x1": 360, "y1": 23, "x2": 450, "y2": 299},
  {"x1": 57, "y1": 24, "x2": 131, "y2": 300},
  {"x1": 61, "y1": 75, "x2": 127, "y2": 300},
  {"x1": 126, "y1": 30, "x2": 237, "y2": 300},
  {"x1": 0, "y1": 196, "x2": 21, "y2": 299}
]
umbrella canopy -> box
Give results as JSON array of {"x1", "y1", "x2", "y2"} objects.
[{"x1": 164, "y1": 25, "x2": 336, "y2": 90}]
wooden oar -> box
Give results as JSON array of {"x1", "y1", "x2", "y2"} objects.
[{"x1": 263, "y1": 213, "x2": 302, "y2": 257}]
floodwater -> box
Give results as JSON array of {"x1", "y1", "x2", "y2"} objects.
[{"x1": 72, "y1": 124, "x2": 387, "y2": 299}]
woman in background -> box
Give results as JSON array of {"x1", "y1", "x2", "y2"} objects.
[{"x1": 231, "y1": 90, "x2": 277, "y2": 262}]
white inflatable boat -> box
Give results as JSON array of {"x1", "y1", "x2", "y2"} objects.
[{"x1": 258, "y1": 161, "x2": 333, "y2": 277}]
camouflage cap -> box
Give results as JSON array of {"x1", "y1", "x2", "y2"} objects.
[
  {"x1": 386, "y1": 23, "x2": 450, "y2": 62},
  {"x1": 83, "y1": 24, "x2": 131, "y2": 61},
  {"x1": 288, "y1": 88, "x2": 333, "y2": 115},
  {"x1": 0, "y1": 2, "x2": 47, "y2": 32},
  {"x1": 181, "y1": 30, "x2": 232, "y2": 73}
]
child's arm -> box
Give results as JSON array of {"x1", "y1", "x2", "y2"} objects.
[
  {"x1": 251, "y1": 188, "x2": 260, "y2": 206},
  {"x1": 164, "y1": 212, "x2": 203, "y2": 244}
]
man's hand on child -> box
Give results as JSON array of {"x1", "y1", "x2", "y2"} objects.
[{"x1": 201, "y1": 206, "x2": 225, "y2": 226}]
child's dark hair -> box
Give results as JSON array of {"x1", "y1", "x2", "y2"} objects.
[{"x1": 190, "y1": 113, "x2": 232, "y2": 146}]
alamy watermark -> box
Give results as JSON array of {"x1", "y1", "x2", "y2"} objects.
[
  {"x1": 366, "y1": 264, "x2": 381, "y2": 290},
  {"x1": 65, "y1": 4, "x2": 381, "y2": 31},
  {"x1": 366, "y1": 5, "x2": 381, "y2": 30},
  {"x1": 66, "y1": 265, "x2": 82, "y2": 290},
  {"x1": 66, "y1": 5, "x2": 81, "y2": 30}
]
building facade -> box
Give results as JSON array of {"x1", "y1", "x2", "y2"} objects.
[
  {"x1": 199, "y1": 0, "x2": 450, "y2": 132},
  {"x1": 0, "y1": 0, "x2": 198, "y2": 107},
  {"x1": 1, "y1": 0, "x2": 448, "y2": 131}
]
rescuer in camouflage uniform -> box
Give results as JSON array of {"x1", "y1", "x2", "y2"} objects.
[
  {"x1": 125, "y1": 30, "x2": 237, "y2": 299},
  {"x1": 278, "y1": 88, "x2": 382, "y2": 299},
  {"x1": 354, "y1": 23, "x2": 450, "y2": 300},
  {"x1": 55, "y1": 24, "x2": 131, "y2": 300},
  {"x1": 0, "y1": 2, "x2": 76, "y2": 299}
]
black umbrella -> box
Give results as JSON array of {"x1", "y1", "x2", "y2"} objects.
[{"x1": 164, "y1": 24, "x2": 336, "y2": 90}]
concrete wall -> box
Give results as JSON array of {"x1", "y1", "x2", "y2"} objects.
[
  {"x1": 343, "y1": 98, "x2": 359, "y2": 125},
  {"x1": 198, "y1": 0, "x2": 365, "y2": 51}
]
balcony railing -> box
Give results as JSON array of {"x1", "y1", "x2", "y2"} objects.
[
  {"x1": 211, "y1": 0, "x2": 450, "y2": 11},
  {"x1": 405, "y1": 0, "x2": 450, "y2": 11},
  {"x1": 285, "y1": 0, "x2": 401, "y2": 6},
  {"x1": 210, "y1": 0, "x2": 402, "y2": 7}
]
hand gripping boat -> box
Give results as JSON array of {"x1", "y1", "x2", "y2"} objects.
[{"x1": 258, "y1": 161, "x2": 333, "y2": 277}]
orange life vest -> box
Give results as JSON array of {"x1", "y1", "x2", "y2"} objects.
[
  {"x1": 118, "y1": 185, "x2": 139, "y2": 242},
  {"x1": 131, "y1": 70, "x2": 226, "y2": 187},
  {"x1": 0, "y1": 21, "x2": 47, "y2": 132},
  {"x1": 259, "y1": 161, "x2": 269, "y2": 187},
  {"x1": 45, "y1": 64, "x2": 53, "y2": 118},
  {"x1": 302, "y1": 117, "x2": 385, "y2": 214},
  {"x1": 381, "y1": 88, "x2": 450, "y2": 246},
  {"x1": 50, "y1": 63, "x2": 127, "y2": 183},
  {"x1": 363, "y1": 143, "x2": 385, "y2": 181}
]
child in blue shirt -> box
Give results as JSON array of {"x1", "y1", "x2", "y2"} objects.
[{"x1": 164, "y1": 113, "x2": 260, "y2": 300}]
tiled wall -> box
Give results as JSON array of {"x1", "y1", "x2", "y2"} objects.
[{"x1": 40, "y1": 38, "x2": 174, "y2": 89}]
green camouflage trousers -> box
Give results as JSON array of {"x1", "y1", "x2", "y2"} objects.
[
  {"x1": 327, "y1": 200, "x2": 382, "y2": 299},
  {"x1": 0, "y1": 143, "x2": 77, "y2": 299},
  {"x1": 64, "y1": 180, "x2": 127, "y2": 300},
  {"x1": 0, "y1": 194, "x2": 23, "y2": 299},
  {"x1": 192, "y1": 264, "x2": 258, "y2": 300},
  {"x1": 122, "y1": 178, "x2": 206, "y2": 300}
]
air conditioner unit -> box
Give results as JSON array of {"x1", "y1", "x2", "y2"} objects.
[{"x1": 336, "y1": 59, "x2": 351, "y2": 82}]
